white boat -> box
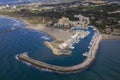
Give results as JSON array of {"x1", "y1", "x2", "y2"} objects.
[
  {"x1": 76, "y1": 40, "x2": 79, "y2": 43},
  {"x1": 83, "y1": 52, "x2": 88, "y2": 56},
  {"x1": 90, "y1": 42, "x2": 92, "y2": 45},
  {"x1": 88, "y1": 46, "x2": 91, "y2": 49}
]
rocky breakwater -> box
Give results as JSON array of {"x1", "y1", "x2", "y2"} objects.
[{"x1": 17, "y1": 34, "x2": 102, "y2": 74}]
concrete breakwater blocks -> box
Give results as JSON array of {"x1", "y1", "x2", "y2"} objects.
[{"x1": 17, "y1": 35, "x2": 102, "y2": 74}]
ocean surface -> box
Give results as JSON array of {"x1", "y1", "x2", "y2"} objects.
[
  {"x1": 0, "y1": 16, "x2": 120, "y2": 80},
  {"x1": 0, "y1": 0, "x2": 77, "y2": 5},
  {"x1": 0, "y1": 0, "x2": 119, "y2": 5}
]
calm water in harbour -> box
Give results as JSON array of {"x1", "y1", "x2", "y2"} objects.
[{"x1": 0, "y1": 17, "x2": 120, "y2": 80}]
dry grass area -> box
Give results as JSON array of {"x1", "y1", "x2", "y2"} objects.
[{"x1": 51, "y1": 40, "x2": 64, "y2": 48}]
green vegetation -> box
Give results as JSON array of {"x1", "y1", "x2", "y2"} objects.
[{"x1": 0, "y1": 3, "x2": 119, "y2": 32}]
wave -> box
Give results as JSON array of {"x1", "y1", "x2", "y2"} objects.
[
  {"x1": 41, "y1": 36, "x2": 50, "y2": 40},
  {"x1": 0, "y1": 27, "x2": 22, "y2": 34},
  {"x1": 15, "y1": 53, "x2": 53, "y2": 73},
  {"x1": 15, "y1": 54, "x2": 19, "y2": 60},
  {"x1": 0, "y1": 16, "x2": 25, "y2": 34},
  {"x1": 22, "y1": 61, "x2": 32, "y2": 66},
  {"x1": 0, "y1": 16, "x2": 25, "y2": 27},
  {"x1": 23, "y1": 61, "x2": 53, "y2": 72},
  {"x1": 15, "y1": 55, "x2": 32, "y2": 66},
  {"x1": 36, "y1": 67, "x2": 52, "y2": 72}
]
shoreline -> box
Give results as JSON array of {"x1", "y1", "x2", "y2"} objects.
[
  {"x1": 0, "y1": 15, "x2": 119, "y2": 73},
  {"x1": 0, "y1": 15, "x2": 119, "y2": 40},
  {"x1": 25, "y1": 24, "x2": 74, "y2": 41},
  {"x1": 25, "y1": 25, "x2": 120, "y2": 40},
  {"x1": 17, "y1": 24, "x2": 102, "y2": 73},
  {"x1": 102, "y1": 34, "x2": 120, "y2": 40},
  {"x1": 0, "y1": 14, "x2": 29, "y2": 25},
  {"x1": 17, "y1": 34, "x2": 102, "y2": 74}
]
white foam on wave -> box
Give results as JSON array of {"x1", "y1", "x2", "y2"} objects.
[
  {"x1": 16, "y1": 57, "x2": 32, "y2": 67},
  {"x1": 13, "y1": 23, "x2": 19, "y2": 26},
  {"x1": 11, "y1": 19, "x2": 21, "y2": 24},
  {"x1": 15, "y1": 52, "x2": 53, "y2": 72},
  {"x1": 36, "y1": 66, "x2": 52, "y2": 72},
  {"x1": 15, "y1": 54, "x2": 19, "y2": 60},
  {"x1": 22, "y1": 61, "x2": 32, "y2": 66},
  {"x1": 5, "y1": 16, "x2": 25, "y2": 27},
  {"x1": 21, "y1": 60, "x2": 52, "y2": 73},
  {"x1": 41, "y1": 36, "x2": 50, "y2": 40},
  {"x1": 12, "y1": 19, "x2": 23, "y2": 27}
]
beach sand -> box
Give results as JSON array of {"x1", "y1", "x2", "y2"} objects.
[
  {"x1": 1, "y1": 14, "x2": 119, "y2": 41},
  {"x1": 25, "y1": 24, "x2": 74, "y2": 41}
]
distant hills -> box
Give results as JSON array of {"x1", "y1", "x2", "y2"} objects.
[{"x1": 0, "y1": 0, "x2": 119, "y2": 5}]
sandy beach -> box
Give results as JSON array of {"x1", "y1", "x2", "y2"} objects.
[
  {"x1": 0, "y1": 14, "x2": 119, "y2": 41},
  {"x1": 25, "y1": 24, "x2": 120, "y2": 41},
  {"x1": 0, "y1": 14, "x2": 74, "y2": 41},
  {"x1": 25, "y1": 24, "x2": 74, "y2": 41}
]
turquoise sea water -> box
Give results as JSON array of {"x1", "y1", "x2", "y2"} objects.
[{"x1": 0, "y1": 16, "x2": 120, "y2": 80}]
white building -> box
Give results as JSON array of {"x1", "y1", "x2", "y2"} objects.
[
  {"x1": 72, "y1": 14, "x2": 90, "y2": 27},
  {"x1": 59, "y1": 30, "x2": 89, "y2": 50}
]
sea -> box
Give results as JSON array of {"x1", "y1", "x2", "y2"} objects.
[
  {"x1": 0, "y1": 0, "x2": 77, "y2": 5},
  {"x1": 0, "y1": 0, "x2": 119, "y2": 5},
  {"x1": 0, "y1": 16, "x2": 120, "y2": 80}
]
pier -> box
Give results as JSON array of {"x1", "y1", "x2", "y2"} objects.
[
  {"x1": 44, "y1": 30, "x2": 89, "y2": 55},
  {"x1": 17, "y1": 34, "x2": 102, "y2": 74}
]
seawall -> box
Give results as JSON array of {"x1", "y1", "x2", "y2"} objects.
[
  {"x1": 102, "y1": 34, "x2": 120, "y2": 40},
  {"x1": 18, "y1": 34, "x2": 102, "y2": 74}
]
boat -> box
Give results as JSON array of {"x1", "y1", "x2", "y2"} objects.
[
  {"x1": 83, "y1": 52, "x2": 88, "y2": 56},
  {"x1": 88, "y1": 46, "x2": 91, "y2": 49},
  {"x1": 70, "y1": 46, "x2": 75, "y2": 49}
]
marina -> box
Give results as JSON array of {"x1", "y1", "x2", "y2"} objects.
[
  {"x1": 58, "y1": 30, "x2": 90, "y2": 54},
  {"x1": 0, "y1": 0, "x2": 120, "y2": 80},
  {"x1": 44, "y1": 29, "x2": 90, "y2": 55},
  {"x1": 18, "y1": 26, "x2": 102, "y2": 73},
  {"x1": 0, "y1": 21, "x2": 119, "y2": 79}
]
